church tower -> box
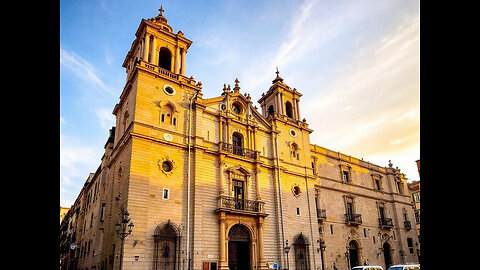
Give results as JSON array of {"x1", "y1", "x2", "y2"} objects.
[
  {"x1": 257, "y1": 68, "x2": 303, "y2": 121},
  {"x1": 257, "y1": 69, "x2": 313, "y2": 165}
]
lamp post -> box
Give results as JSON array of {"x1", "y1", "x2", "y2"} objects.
[
  {"x1": 283, "y1": 240, "x2": 291, "y2": 270},
  {"x1": 115, "y1": 208, "x2": 134, "y2": 270},
  {"x1": 318, "y1": 240, "x2": 326, "y2": 270}
]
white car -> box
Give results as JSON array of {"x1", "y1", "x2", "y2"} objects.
[
  {"x1": 351, "y1": 266, "x2": 384, "y2": 270},
  {"x1": 387, "y1": 264, "x2": 420, "y2": 270}
]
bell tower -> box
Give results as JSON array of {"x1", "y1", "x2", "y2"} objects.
[
  {"x1": 122, "y1": 6, "x2": 193, "y2": 81},
  {"x1": 113, "y1": 6, "x2": 202, "y2": 145},
  {"x1": 258, "y1": 68, "x2": 303, "y2": 121}
]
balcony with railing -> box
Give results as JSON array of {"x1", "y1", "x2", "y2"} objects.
[
  {"x1": 379, "y1": 217, "x2": 394, "y2": 229},
  {"x1": 316, "y1": 209, "x2": 327, "y2": 222},
  {"x1": 345, "y1": 213, "x2": 362, "y2": 226},
  {"x1": 219, "y1": 142, "x2": 258, "y2": 159},
  {"x1": 404, "y1": 220, "x2": 412, "y2": 230},
  {"x1": 215, "y1": 195, "x2": 267, "y2": 216}
]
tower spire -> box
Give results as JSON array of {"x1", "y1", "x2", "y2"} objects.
[
  {"x1": 159, "y1": 5, "x2": 164, "y2": 16},
  {"x1": 272, "y1": 67, "x2": 284, "y2": 83}
]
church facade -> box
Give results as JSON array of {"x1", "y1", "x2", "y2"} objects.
[{"x1": 60, "y1": 8, "x2": 419, "y2": 270}]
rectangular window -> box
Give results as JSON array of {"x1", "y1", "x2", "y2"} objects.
[
  {"x1": 363, "y1": 228, "x2": 367, "y2": 237},
  {"x1": 343, "y1": 171, "x2": 350, "y2": 183},
  {"x1": 330, "y1": 224, "x2": 333, "y2": 234},
  {"x1": 375, "y1": 179, "x2": 381, "y2": 190},
  {"x1": 173, "y1": 117, "x2": 177, "y2": 126},
  {"x1": 296, "y1": 207, "x2": 301, "y2": 216},
  {"x1": 413, "y1": 192, "x2": 420, "y2": 202},
  {"x1": 407, "y1": 237, "x2": 414, "y2": 253},
  {"x1": 161, "y1": 114, "x2": 165, "y2": 122},
  {"x1": 100, "y1": 203, "x2": 106, "y2": 221},
  {"x1": 90, "y1": 212, "x2": 94, "y2": 227},
  {"x1": 163, "y1": 188, "x2": 169, "y2": 200}
]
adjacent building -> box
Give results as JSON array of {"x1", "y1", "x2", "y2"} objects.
[{"x1": 60, "y1": 8, "x2": 420, "y2": 270}]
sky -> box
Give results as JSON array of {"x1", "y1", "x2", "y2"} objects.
[{"x1": 60, "y1": 0, "x2": 420, "y2": 207}]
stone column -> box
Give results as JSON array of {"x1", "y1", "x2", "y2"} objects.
[
  {"x1": 150, "y1": 36, "x2": 157, "y2": 65},
  {"x1": 143, "y1": 33, "x2": 150, "y2": 61},
  {"x1": 218, "y1": 213, "x2": 228, "y2": 270},
  {"x1": 296, "y1": 99, "x2": 301, "y2": 120},
  {"x1": 174, "y1": 46, "x2": 180, "y2": 74},
  {"x1": 257, "y1": 217, "x2": 267, "y2": 270},
  {"x1": 181, "y1": 49, "x2": 186, "y2": 75},
  {"x1": 280, "y1": 93, "x2": 285, "y2": 115}
]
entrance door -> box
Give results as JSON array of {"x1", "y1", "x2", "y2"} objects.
[
  {"x1": 348, "y1": 241, "x2": 359, "y2": 268},
  {"x1": 294, "y1": 234, "x2": 310, "y2": 270},
  {"x1": 383, "y1": 242, "x2": 392, "y2": 269},
  {"x1": 232, "y1": 180, "x2": 244, "y2": 210},
  {"x1": 228, "y1": 225, "x2": 250, "y2": 270}
]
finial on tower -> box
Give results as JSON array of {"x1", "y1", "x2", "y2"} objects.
[
  {"x1": 159, "y1": 5, "x2": 164, "y2": 16},
  {"x1": 272, "y1": 66, "x2": 284, "y2": 83},
  {"x1": 233, "y1": 78, "x2": 240, "y2": 93}
]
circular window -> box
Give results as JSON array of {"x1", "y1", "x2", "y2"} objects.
[
  {"x1": 292, "y1": 185, "x2": 301, "y2": 197},
  {"x1": 289, "y1": 129, "x2": 297, "y2": 137},
  {"x1": 163, "y1": 85, "x2": 176, "y2": 96},
  {"x1": 232, "y1": 102, "x2": 242, "y2": 114},
  {"x1": 162, "y1": 161, "x2": 172, "y2": 172}
]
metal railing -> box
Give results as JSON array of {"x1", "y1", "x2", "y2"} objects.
[
  {"x1": 217, "y1": 195, "x2": 265, "y2": 213},
  {"x1": 345, "y1": 213, "x2": 362, "y2": 225},
  {"x1": 316, "y1": 209, "x2": 327, "y2": 221},
  {"x1": 219, "y1": 142, "x2": 257, "y2": 159},
  {"x1": 379, "y1": 217, "x2": 394, "y2": 228}
]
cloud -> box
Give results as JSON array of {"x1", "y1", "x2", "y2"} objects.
[
  {"x1": 96, "y1": 107, "x2": 116, "y2": 130},
  {"x1": 60, "y1": 134, "x2": 102, "y2": 205},
  {"x1": 60, "y1": 47, "x2": 115, "y2": 95},
  {"x1": 305, "y1": 12, "x2": 419, "y2": 177}
]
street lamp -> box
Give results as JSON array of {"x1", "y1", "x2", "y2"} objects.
[
  {"x1": 115, "y1": 208, "x2": 134, "y2": 270},
  {"x1": 283, "y1": 240, "x2": 291, "y2": 270},
  {"x1": 318, "y1": 240, "x2": 326, "y2": 270}
]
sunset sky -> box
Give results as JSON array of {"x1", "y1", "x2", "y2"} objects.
[{"x1": 60, "y1": 0, "x2": 420, "y2": 207}]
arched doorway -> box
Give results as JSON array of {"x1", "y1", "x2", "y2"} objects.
[
  {"x1": 348, "y1": 241, "x2": 359, "y2": 268},
  {"x1": 294, "y1": 234, "x2": 310, "y2": 270},
  {"x1": 228, "y1": 224, "x2": 250, "y2": 270},
  {"x1": 153, "y1": 222, "x2": 181, "y2": 270},
  {"x1": 383, "y1": 242, "x2": 393, "y2": 269},
  {"x1": 158, "y1": 47, "x2": 172, "y2": 71}
]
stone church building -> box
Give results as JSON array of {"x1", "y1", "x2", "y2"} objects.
[{"x1": 60, "y1": 8, "x2": 420, "y2": 270}]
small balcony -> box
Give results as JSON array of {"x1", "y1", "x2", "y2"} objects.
[
  {"x1": 379, "y1": 217, "x2": 394, "y2": 229},
  {"x1": 219, "y1": 142, "x2": 258, "y2": 159},
  {"x1": 345, "y1": 213, "x2": 362, "y2": 226},
  {"x1": 215, "y1": 195, "x2": 267, "y2": 216},
  {"x1": 316, "y1": 209, "x2": 327, "y2": 222},
  {"x1": 404, "y1": 220, "x2": 412, "y2": 230}
]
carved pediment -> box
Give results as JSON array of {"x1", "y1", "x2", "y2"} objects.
[{"x1": 226, "y1": 165, "x2": 251, "y2": 179}]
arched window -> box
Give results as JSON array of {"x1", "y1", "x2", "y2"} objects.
[
  {"x1": 160, "y1": 103, "x2": 176, "y2": 126},
  {"x1": 232, "y1": 132, "x2": 243, "y2": 156},
  {"x1": 290, "y1": 142, "x2": 299, "y2": 160},
  {"x1": 294, "y1": 234, "x2": 310, "y2": 270},
  {"x1": 268, "y1": 105, "x2": 274, "y2": 116},
  {"x1": 285, "y1": 101, "x2": 293, "y2": 118},
  {"x1": 158, "y1": 47, "x2": 172, "y2": 71}
]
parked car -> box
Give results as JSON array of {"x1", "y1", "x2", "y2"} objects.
[
  {"x1": 387, "y1": 264, "x2": 420, "y2": 270},
  {"x1": 351, "y1": 266, "x2": 384, "y2": 270}
]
